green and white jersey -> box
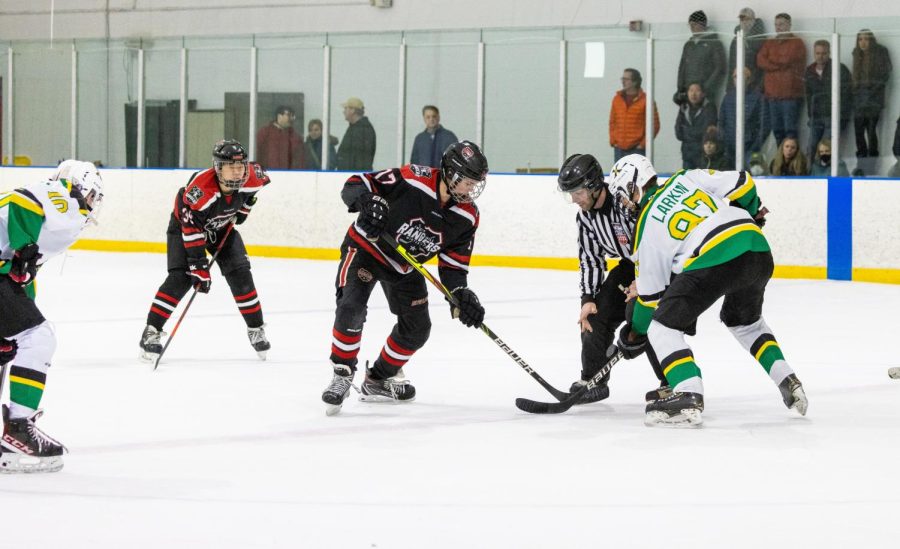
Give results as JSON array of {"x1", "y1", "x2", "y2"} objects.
[
  {"x1": 0, "y1": 178, "x2": 89, "y2": 275},
  {"x1": 631, "y1": 169, "x2": 770, "y2": 334}
]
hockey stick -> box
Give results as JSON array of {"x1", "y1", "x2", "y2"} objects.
[
  {"x1": 515, "y1": 346, "x2": 624, "y2": 414},
  {"x1": 153, "y1": 219, "x2": 237, "y2": 371},
  {"x1": 380, "y1": 233, "x2": 568, "y2": 401}
]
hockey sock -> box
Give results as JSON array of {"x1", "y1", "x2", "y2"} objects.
[
  {"x1": 331, "y1": 327, "x2": 362, "y2": 370},
  {"x1": 727, "y1": 318, "x2": 793, "y2": 386},
  {"x1": 226, "y1": 270, "x2": 264, "y2": 327},
  {"x1": 147, "y1": 273, "x2": 192, "y2": 330},
  {"x1": 648, "y1": 320, "x2": 704, "y2": 394},
  {"x1": 371, "y1": 335, "x2": 417, "y2": 379},
  {"x1": 7, "y1": 321, "x2": 55, "y2": 419}
]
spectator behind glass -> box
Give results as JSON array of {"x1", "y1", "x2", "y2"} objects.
[
  {"x1": 674, "y1": 10, "x2": 726, "y2": 106},
  {"x1": 675, "y1": 82, "x2": 718, "y2": 169},
  {"x1": 728, "y1": 7, "x2": 767, "y2": 92},
  {"x1": 700, "y1": 131, "x2": 729, "y2": 170},
  {"x1": 409, "y1": 105, "x2": 458, "y2": 169},
  {"x1": 336, "y1": 97, "x2": 376, "y2": 171},
  {"x1": 304, "y1": 119, "x2": 338, "y2": 171},
  {"x1": 719, "y1": 67, "x2": 765, "y2": 169},
  {"x1": 756, "y1": 13, "x2": 807, "y2": 146},
  {"x1": 804, "y1": 40, "x2": 852, "y2": 159},
  {"x1": 609, "y1": 68, "x2": 660, "y2": 161},
  {"x1": 810, "y1": 138, "x2": 849, "y2": 176},
  {"x1": 852, "y1": 29, "x2": 893, "y2": 175},
  {"x1": 769, "y1": 136, "x2": 809, "y2": 175},
  {"x1": 255, "y1": 105, "x2": 304, "y2": 170}
]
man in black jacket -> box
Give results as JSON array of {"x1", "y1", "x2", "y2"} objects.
[
  {"x1": 805, "y1": 40, "x2": 852, "y2": 159},
  {"x1": 336, "y1": 97, "x2": 376, "y2": 171}
]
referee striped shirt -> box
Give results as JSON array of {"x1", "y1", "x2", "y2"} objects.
[{"x1": 577, "y1": 194, "x2": 636, "y2": 299}]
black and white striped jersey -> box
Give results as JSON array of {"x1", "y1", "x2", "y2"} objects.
[{"x1": 576, "y1": 194, "x2": 636, "y2": 300}]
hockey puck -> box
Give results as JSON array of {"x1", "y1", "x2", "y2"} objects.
[{"x1": 889, "y1": 367, "x2": 900, "y2": 380}]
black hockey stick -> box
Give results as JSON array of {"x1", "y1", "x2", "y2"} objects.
[
  {"x1": 515, "y1": 346, "x2": 624, "y2": 414},
  {"x1": 153, "y1": 219, "x2": 237, "y2": 371},
  {"x1": 380, "y1": 233, "x2": 568, "y2": 401}
]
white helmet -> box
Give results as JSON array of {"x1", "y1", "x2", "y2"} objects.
[
  {"x1": 51, "y1": 159, "x2": 81, "y2": 181},
  {"x1": 608, "y1": 154, "x2": 657, "y2": 217},
  {"x1": 66, "y1": 162, "x2": 104, "y2": 225}
]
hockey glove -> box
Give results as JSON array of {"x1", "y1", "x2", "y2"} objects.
[
  {"x1": 8, "y1": 243, "x2": 42, "y2": 286},
  {"x1": 356, "y1": 192, "x2": 389, "y2": 241},
  {"x1": 617, "y1": 324, "x2": 647, "y2": 360},
  {"x1": 754, "y1": 205, "x2": 769, "y2": 228},
  {"x1": 450, "y1": 287, "x2": 485, "y2": 328},
  {"x1": 188, "y1": 258, "x2": 212, "y2": 294},
  {"x1": 236, "y1": 195, "x2": 257, "y2": 225},
  {"x1": 0, "y1": 337, "x2": 17, "y2": 365}
]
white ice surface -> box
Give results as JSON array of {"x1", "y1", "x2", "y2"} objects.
[{"x1": 2, "y1": 251, "x2": 899, "y2": 548}]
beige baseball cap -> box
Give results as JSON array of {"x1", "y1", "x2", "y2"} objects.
[{"x1": 341, "y1": 97, "x2": 364, "y2": 110}]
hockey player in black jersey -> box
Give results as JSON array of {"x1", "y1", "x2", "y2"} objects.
[
  {"x1": 139, "y1": 139, "x2": 272, "y2": 362},
  {"x1": 322, "y1": 141, "x2": 489, "y2": 415},
  {"x1": 557, "y1": 153, "x2": 668, "y2": 404}
]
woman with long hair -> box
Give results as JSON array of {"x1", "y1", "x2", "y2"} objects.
[
  {"x1": 852, "y1": 29, "x2": 893, "y2": 173},
  {"x1": 769, "y1": 137, "x2": 809, "y2": 176}
]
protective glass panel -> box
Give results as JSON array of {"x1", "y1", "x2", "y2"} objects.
[
  {"x1": 13, "y1": 42, "x2": 72, "y2": 167},
  {"x1": 483, "y1": 28, "x2": 562, "y2": 174},
  {"x1": 403, "y1": 30, "x2": 480, "y2": 169},
  {"x1": 0, "y1": 45, "x2": 8, "y2": 165},
  {"x1": 185, "y1": 37, "x2": 252, "y2": 170},
  {"x1": 143, "y1": 38, "x2": 182, "y2": 168},
  {"x1": 255, "y1": 34, "x2": 326, "y2": 171},
  {"x1": 329, "y1": 32, "x2": 402, "y2": 171}
]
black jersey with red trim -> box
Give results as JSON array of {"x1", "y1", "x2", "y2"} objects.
[
  {"x1": 341, "y1": 164, "x2": 479, "y2": 291},
  {"x1": 166, "y1": 163, "x2": 269, "y2": 262}
]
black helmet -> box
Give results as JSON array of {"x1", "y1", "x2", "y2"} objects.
[
  {"x1": 212, "y1": 139, "x2": 249, "y2": 191},
  {"x1": 558, "y1": 154, "x2": 605, "y2": 193},
  {"x1": 441, "y1": 140, "x2": 489, "y2": 203}
]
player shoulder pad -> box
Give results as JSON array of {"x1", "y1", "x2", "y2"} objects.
[
  {"x1": 241, "y1": 162, "x2": 269, "y2": 191},
  {"x1": 448, "y1": 201, "x2": 479, "y2": 228},
  {"x1": 183, "y1": 168, "x2": 220, "y2": 211},
  {"x1": 401, "y1": 164, "x2": 439, "y2": 191}
]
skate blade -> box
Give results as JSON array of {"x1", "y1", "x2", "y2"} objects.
[
  {"x1": 889, "y1": 367, "x2": 900, "y2": 379},
  {"x1": 325, "y1": 403, "x2": 343, "y2": 416},
  {"x1": 256, "y1": 350, "x2": 268, "y2": 361},
  {"x1": 139, "y1": 350, "x2": 159, "y2": 363},
  {"x1": 358, "y1": 393, "x2": 416, "y2": 404},
  {"x1": 789, "y1": 388, "x2": 809, "y2": 416},
  {"x1": 644, "y1": 409, "x2": 703, "y2": 428},
  {"x1": 0, "y1": 453, "x2": 64, "y2": 474}
]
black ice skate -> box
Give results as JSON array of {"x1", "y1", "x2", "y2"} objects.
[
  {"x1": 645, "y1": 384, "x2": 673, "y2": 403},
  {"x1": 778, "y1": 374, "x2": 808, "y2": 416},
  {"x1": 360, "y1": 367, "x2": 416, "y2": 403},
  {"x1": 322, "y1": 364, "x2": 357, "y2": 416},
  {"x1": 247, "y1": 325, "x2": 271, "y2": 360},
  {"x1": 0, "y1": 406, "x2": 67, "y2": 474},
  {"x1": 139, "y1": 325, "x2": 165, "y2": 362},
  {"x1": 569, "y1": 380, "x2": 610, "y2": 404},
  {"x1": 644, "y1": 391, "x2": 704, "y2": 427}
]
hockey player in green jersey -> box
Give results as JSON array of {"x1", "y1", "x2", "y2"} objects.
[
  {"x1": 607, "y1": 154, "x2": 807, "y2": 427},
  {"x1": 0, "y1": 160, "x2": 103, "y2": 472}
]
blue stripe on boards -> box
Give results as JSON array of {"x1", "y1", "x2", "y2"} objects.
[{"x1": 827, "y1": 177, "x2": 852, "y2": 281}]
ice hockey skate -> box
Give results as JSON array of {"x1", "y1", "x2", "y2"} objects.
[
  {"x1": 569, "y1": 380, "x2": 610, "y2": 404},
  {"x1": 247, "y1": 325, "x2": 271, "y2": 360},
  {"x1": 644, "y1": 391, "x2": 704, "y2": 427},
  {"x1": 0, "y1": 406, "x2": 67, "y2": 474},
  {"x1": 778, "y1": 374, "x2": 808, "y2": 416},
  {"x1": 645, "y1": 384, "x2": 673, "y2": 403},
  {"x1": 322, "y1": 364, "x2": 357, "y2": 416},
  {"x1": 360, "y1": 367, "x2": 416, "y2": 403},
  {"x1": 139, "y1": 325, "x2": 165, "y2": 362}
]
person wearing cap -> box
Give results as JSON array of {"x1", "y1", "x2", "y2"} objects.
[
  {"x1": 336, "y1": 97, "x2": 376, "y2": 171},
  {"x1": 757, "y1": 13, "x2": 807, "y2": 146},
  {"x1": 727, "y1": 7, "x2": 767, "y2": 93},
  {"x1": 255, "y1": 105, "x2": 305, "y2": 170},
  {"x1": 674, "y1": 10, "x2": 726, "y2": 107}
]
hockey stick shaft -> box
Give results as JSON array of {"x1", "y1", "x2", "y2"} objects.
[
  {"x1": 153, "y1": 219, "x2": 237, "y2": 371},
  {"x1": 515, "y1": 347, "x2": 624, "y2": 414},
  {"x1": 380, "y1": 233, "x2": 568, "y2": 401}
]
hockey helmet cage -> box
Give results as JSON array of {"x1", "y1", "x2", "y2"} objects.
[
  {"x1": 558, "y1": 153, "x2": 605, "y2": 193},
  {"x1": 66, "y1": 161, "x2": 104, "y2": 224},
  {"x1": 213, "y1": 139, "x2": 249, "y2": 191},
  {"x1": 608, "y1": 154, "x2": 657, "y2": 215},
  {"x1": 441, "y1": 141, "x2": 488, "y2": 203}
]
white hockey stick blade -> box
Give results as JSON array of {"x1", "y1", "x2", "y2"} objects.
[{"x1": 889, "y1": 367, "x2": 900, "y2": 379}]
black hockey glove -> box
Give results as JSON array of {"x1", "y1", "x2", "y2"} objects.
[
  {"x1": 0, "y1": 337, "x2": 17, "y2": 365},
  {"x1": 356, "y1": 192, "x2": 389, "y2": 241},
  {"x1": 450, "y1": 287, "x2": 485, "y2": 328},
  {"x1": 8, "y1": 243, "x2": 41, "y2": 286},
  {"x1": 617, "y1": 324, "x2": 647, "y2": 360},
  {"x1": 187, "y1": 258, "x2": 212, "y2": 294},
  {"x1": 236, "y1": 195, "x2": 257, "y2": 225},
  {"x1": 754, "y1": 205, "x2": 769, "y2": 228}
]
